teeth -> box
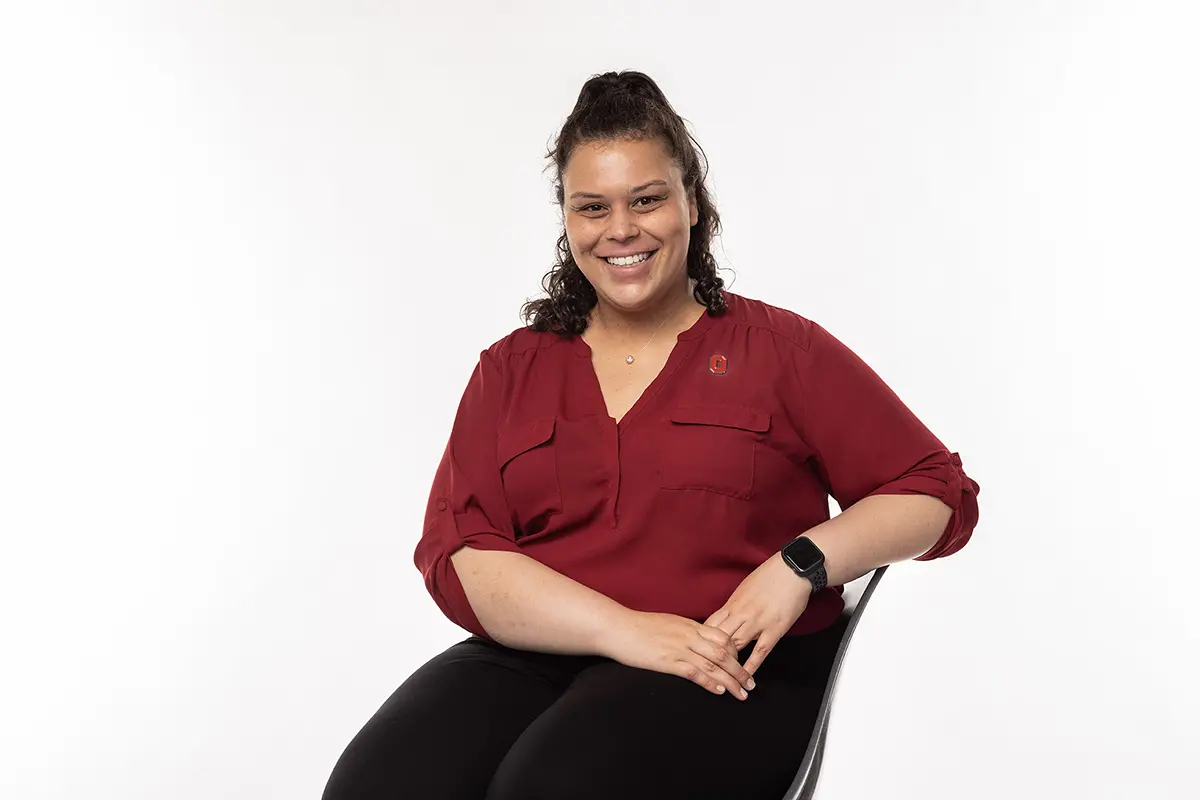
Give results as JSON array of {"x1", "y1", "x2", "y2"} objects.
[{"x1": 604, "y1": 251, "x2": 653, "y2": 266}]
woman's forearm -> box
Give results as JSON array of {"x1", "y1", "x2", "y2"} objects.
[
  {"x1": 449, "y1": 546, "x2": 632, "y2": 656},
  {"x1": 448, "y1": 495, "x2": 949, "y2": 652},
  {"x1": 801, "y1": 494, "x2": 953, "y2": 586}
]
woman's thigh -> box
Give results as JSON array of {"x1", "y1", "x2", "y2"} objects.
[
  {"x1": 485, "y1": 622, "x2": 846, "y2": 800},
  {"x1": 322, "y1": 636, "x2": 592, "y2": 800}
]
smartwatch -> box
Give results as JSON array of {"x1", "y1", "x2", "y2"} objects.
[{"x1": 779, "y1": 536, "x2": 828, "y2": 594}]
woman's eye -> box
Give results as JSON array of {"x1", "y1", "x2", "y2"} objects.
[{"x1": 578, "y1": 197, "x2": 662, "y2": 214}]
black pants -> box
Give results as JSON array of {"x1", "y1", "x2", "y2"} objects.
[{"x1": 322, "y1": 619, "x2": 847, "y2": 800}]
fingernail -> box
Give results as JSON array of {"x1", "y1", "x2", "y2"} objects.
[
  {"x1": 747, "y1": 678, "x2": 756, "y2": 690},
  {"x1": 716, "y1": 685, "x2": 725, "y2": 694},
  {"x1": 739, "y1": 687, "x2": 748, "y2": 699}
]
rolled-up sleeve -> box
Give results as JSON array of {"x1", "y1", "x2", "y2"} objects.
[
  {"x1": 413, "y1": 349, "x2": 522, "y2": 638},
  {"x1": 792, "y1": 321, "x2": 981, "y2": 561}
]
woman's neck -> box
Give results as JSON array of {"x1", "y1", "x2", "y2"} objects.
[{"x1": 588, "y1": 283, "x2": 703, "y2": 341}]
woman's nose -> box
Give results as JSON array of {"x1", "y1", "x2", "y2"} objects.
[{"x1": 605, "y1": 206, "x2": 640, "y2": 242}]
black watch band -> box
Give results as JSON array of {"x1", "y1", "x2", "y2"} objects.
[{"x1": 780, "y1": 536, "x2": 828, "y2": 594}]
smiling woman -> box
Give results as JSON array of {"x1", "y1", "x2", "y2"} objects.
[
  {"x1": 322, "y1": 70, "x2": 981, "y2": 800},
  {"x1": 523, "y1": 73, "x2": 724, "y2": 341},
  {"x1": 562, "y1": 141, "x2": 697, "y2": 322}
]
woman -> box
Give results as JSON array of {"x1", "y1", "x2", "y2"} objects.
[{"x1": 323, "y1": 70, "x2": 981, "y2": 800}]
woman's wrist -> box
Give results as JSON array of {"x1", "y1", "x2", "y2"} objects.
[{"x1": 593, "y1": 604, "x2": 640, "y2": 660}]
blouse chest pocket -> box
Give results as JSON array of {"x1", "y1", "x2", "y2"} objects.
[
  {"x1": 497, "y1": 416, "x2": 562, "y2": 537},
  {"x1": 660, "y1": 404, "x2": 770, "y2": 500}
]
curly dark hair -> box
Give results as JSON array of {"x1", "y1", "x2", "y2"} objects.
[{"x1": 521, "y1": 71, "x2": 727, "y2": 335}]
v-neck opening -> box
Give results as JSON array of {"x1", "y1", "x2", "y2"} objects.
[
  {"x1": 572, "y1": 296, "x2": 723, "y2": 430},
  {"x1": 578, "y1": 337, "x2": 689, "y2": 429}
]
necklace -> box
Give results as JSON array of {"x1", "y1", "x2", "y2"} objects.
[{"x1": 623, "y1": 311, "x2": 672, "y2": 365}]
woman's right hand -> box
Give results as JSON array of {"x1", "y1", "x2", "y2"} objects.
[{"x1": 601, "y1": 610, "x2": 755, "y2": 700}]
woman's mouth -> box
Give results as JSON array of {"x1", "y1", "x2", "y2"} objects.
[{"x1": 601, "y1": 249, "x2": 658, "y2": 270}]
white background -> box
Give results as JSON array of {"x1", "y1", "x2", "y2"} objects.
[{"x1": 2, "y1": 2, "x2": 1197, "y2": 798}]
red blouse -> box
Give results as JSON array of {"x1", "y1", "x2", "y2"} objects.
[{"x1": 414, "y1": 292, "x2": 980, "y2": 640}]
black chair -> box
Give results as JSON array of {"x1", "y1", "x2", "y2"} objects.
[{"x1": 781, "y1": 566, "x2": 889, "y2": 800}]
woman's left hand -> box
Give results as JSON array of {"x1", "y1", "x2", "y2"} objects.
[{"x1": 703, "y1": 552, "x2": 813, "y2": 678}]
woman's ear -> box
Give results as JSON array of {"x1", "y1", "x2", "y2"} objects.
[{"x1": 688, "y1": 188, "x2": 699, "y2": 227}]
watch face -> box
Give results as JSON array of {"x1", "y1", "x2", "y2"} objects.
[{"x1": 784, "y1": 537, "x2": 823, "y2": 572}]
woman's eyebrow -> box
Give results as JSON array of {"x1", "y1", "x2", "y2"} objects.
[{"x1": 569, "y1": 179, "x2": 669, "y2": 201}]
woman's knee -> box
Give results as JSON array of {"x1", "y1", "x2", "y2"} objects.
[{"x1": 323, "y1": 638, "x2": 569, "y2": 800}]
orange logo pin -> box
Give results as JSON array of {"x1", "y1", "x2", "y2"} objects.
[{"x1": 709, "y1": 354, "x2": 728, "y2": 374}]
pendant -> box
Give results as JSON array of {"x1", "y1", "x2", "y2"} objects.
[{"x1": 625, "y1": 355, "x2": 635, "y2": 364}]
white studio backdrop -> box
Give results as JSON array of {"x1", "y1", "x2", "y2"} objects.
[{"x1": 1, "y1": 2, "x2": 1197, "y2": 798}]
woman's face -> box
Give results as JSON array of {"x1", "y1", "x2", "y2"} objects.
[{"x1": 562, "y1": 138, "x2": 699, "y2": 315}]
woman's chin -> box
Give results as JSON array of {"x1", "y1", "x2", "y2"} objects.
[
  {"x1": 597, "y1": 284, "x2": 689, "y2": 319},
  {"x1": 599, "y1": 282, "x2": 655, "y2": 307},
  {"x1": 585, "y1": 255, "x2": 689, "y2": 313}
]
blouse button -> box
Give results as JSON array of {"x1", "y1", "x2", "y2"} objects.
[{"x1": 436, "y1": 498, "x2": 449, "y2": 511}]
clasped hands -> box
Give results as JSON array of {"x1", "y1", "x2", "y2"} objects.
[{"x1": 604, "y1": 551, "x2": 813, "y2": 701}]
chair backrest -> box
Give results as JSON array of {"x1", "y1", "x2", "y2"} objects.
[{"x1": 779, "y1": 565, "x2": 889, "y2": 800}]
